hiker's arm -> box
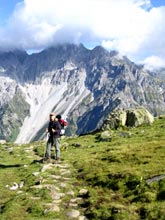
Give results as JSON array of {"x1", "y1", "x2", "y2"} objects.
[
  {"x1": 52, "y1": 122, "x2": 61, "y2": 135},
  {"x1": 52, "y1": 128, "x2": 56, "y2": 133}
]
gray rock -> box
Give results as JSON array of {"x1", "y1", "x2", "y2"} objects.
[
  {"x1": 126, "y1": 107, "x2": 154, "y2": 127},
  {"x1": 66, "y1": 209, "x2": 80, "y2": 218},
  {"x1": 98, "y1": 130, "x2": 112, "y2": 142},
  {"x1": 102, "y1": 107, "x2": 154, "y2": 130},
  {"x1": 79, "y1": 189, "x2": 88, "y2": 196}
]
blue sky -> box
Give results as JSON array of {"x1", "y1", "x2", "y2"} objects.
[
  {"x1": 0, "y1": 0, "x2": 165, "y2": 69},
  {"x1": 0, "y1": 0, "x2": 19, "y2": 23},
  {"x1": 151, "y1": 0, "x2": 165, "y2": 7}
]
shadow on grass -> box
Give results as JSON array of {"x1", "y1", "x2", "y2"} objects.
[
  {"x1": 0, "y1": 164, "x2": 23, "y2": 168},
  {"x1": 31, "y1": 159, "x2": 44, "y2": 164}
]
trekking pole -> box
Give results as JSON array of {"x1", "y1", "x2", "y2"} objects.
[
  {"x1": 43, "y1": 132, "x2": 50, "y2": 159},
  {"x1": 43, "y1": 144, "x2": 46, "y2": 159}
]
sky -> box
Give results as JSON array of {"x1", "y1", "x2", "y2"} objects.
[{"x1": 0, "y1": 0, "x2": 165, "y2": 70}]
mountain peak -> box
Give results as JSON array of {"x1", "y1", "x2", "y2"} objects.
[
  {"x1": 92, "y1": 45, "x2": 109, "y2": 55},
  {"x1": 0, "y1": 43, "x2": 164, "y2": 143}
]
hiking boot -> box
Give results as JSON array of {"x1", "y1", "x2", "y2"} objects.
[
  {"x1": 54, "y1": 158, "x2": 61, "y2": 164},
  {"x1": 43, "y1": 157, "x2": 51, "y2": 164}
]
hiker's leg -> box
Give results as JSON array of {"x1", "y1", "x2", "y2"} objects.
[
  {"x1": 54, "y1": 138, "x2": 61, "y2": 160},
  {"x1": 45, "y1": 136, "x2": 53, "y2": 158}
]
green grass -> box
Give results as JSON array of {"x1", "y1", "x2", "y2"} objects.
[
  {"x1": 60, "y1": 116, "x2": 165, "y2": 219},
  {"x1": 0, "y1": 116, "x2": 165, "y2": 219}
]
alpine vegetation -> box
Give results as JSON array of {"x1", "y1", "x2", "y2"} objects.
[{"x1": 0, "y1": 115, "x2": 164, "y2": 219}]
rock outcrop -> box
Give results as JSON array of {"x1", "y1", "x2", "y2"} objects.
[
  {"x1": 126, "y1": 108, "x2": 154, "y2": 127},
  {"x1": 102, "y1": 107, "x2": 154, "y2": 130}
]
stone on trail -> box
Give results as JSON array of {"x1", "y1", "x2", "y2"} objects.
[{"x1": 66, "y1": 209, "x2": 80, "y2": 218}]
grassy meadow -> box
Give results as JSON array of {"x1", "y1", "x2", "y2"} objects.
[{"x1": 0, "y1": 115, "x2": 165, "y2": 219}]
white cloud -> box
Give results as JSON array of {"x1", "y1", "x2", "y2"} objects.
[
  {"x1": 142, "y1": 55, "x2": 165, "y2": 70},
  {"x1": 0, "y1": 0, "x2": 165, "y2": 67}
]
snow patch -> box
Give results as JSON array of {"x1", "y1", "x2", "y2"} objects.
[
  {"x1": 15, "y1": 68, "x2": 92, "y2": 143},
  {"x1": 54, "y1": 69, "x2": 92, "y2": 118},
  {"x1": 15, "y1": 80, "x2": 68, "y2": 143}
]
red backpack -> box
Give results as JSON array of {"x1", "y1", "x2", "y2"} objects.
[
  {"x1": 56, "y1": 115, "x2": 68, "y2": 136},
  {"x1": 59, "y1": 119, "x2": 68, "y2": 128}
]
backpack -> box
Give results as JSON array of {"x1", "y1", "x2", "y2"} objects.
[{"x1": 56, "y1": 115, "x2": 68, "y2": 136}]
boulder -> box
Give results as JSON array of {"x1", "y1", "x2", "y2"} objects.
[
  {"x1": 98, "y1": 130, "x2": 112, "y2": 142},
  {"x1": 102, "y1": 107, "x2": 154, "y2": 130},
  {"x1": 102, "y1": 109, "x2": 127, "y2": 130},
  {"x1": 126, "y1": 107, "x2": 154, "y2": 127}
]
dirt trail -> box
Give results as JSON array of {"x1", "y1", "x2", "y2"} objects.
[{"x1": 31, "y1": 161, "x2": 88, "y2": 220}]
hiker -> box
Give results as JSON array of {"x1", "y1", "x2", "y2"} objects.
[
  {"x1": 44, "y1": 112, "x2": 61, "y2": 163},
  {"x1": 56, "y1": 114, "x2": 68, "y2": 136}
]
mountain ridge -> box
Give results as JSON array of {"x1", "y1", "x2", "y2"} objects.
[{"x1": 0, "y1": 43, "x2": 165, "y2": 143}]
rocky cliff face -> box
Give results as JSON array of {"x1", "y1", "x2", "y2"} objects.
[{"x1": 0, "y1": 44, "x2": 165, "y2": 143}]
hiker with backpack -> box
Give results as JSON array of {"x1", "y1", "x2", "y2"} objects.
[
  {"x1": 43, "y1": 112, "x2": 61, "y2": 163},
  {"x1": 56, "y1": 114, "x2": 68, "y2": 136}
]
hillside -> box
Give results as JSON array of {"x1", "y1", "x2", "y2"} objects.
[{"x1": 0, "y1": 115, "x2": 165, "y2": 219}]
